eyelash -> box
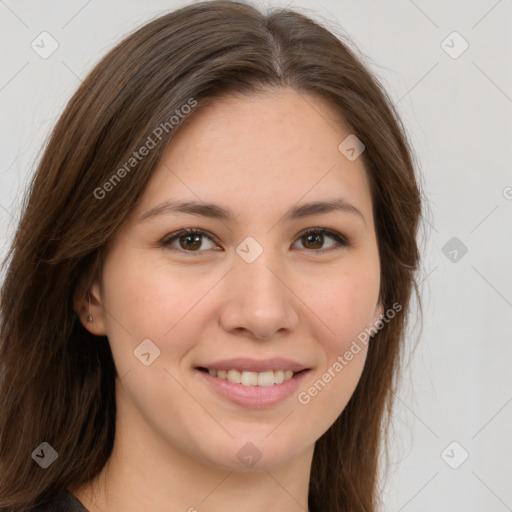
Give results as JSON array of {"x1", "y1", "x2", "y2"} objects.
[{"x1": 160, "y1": 227, "x2": 349, "y2": 256}]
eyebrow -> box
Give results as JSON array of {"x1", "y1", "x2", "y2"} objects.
[{"x1": 138, "y1": 198, "x2": 366, "y2": 225}]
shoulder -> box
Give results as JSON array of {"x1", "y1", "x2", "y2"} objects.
[{"x1": 30, "y1": 490, "x2": 89, "y2": 512}]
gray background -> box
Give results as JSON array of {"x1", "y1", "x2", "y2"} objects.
[{"x1": 1, "y1": 1, "x2": 511, "y2": 510}]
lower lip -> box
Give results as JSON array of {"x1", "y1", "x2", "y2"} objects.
[{"x1": 196, "y1": 369, "x2": 310, "y2": 408}]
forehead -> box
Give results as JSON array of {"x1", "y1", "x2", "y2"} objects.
[{"x1": 132, "y1": 88, "x2": 373, "y2": 226}]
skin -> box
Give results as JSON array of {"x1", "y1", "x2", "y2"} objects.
[{"x1": 72, "y1": 87, "x2": 383, "y2": 512}]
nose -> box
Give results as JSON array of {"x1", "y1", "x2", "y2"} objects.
[{"x1": 218, "y1": 252, "x2": 300, "y2": 340}]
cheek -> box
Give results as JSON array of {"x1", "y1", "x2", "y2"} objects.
[
  {"x1": 295, "y1": 336, "x2": 369, "y2": 443},
  {"x1": 308, "y1": 265, "x2": 380, "y2": 345},
  {"x1": 101, "y1": 252, "x2": 189, "y2": 332},
  {"x1": 295, "y1": 264, "x2": 377, "y2": 413},
  {"x1": 100, "y1": 252, "x2": 214, "y2": 371}
]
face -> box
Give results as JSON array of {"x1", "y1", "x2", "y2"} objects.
[{"x1": 79, "y1": 87, "x2": 383, "y2": 471}]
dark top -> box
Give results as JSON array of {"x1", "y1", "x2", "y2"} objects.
[
  {"x1": 31, "y1": 489, "x2": 315, "y2": 511},
  {"x1": 32, "y1": 489, "x2": 89, "y2": 512}
]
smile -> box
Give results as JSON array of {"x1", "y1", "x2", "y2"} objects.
[
  {"x1": 199, "y1": 368, "x2": 299, "y2": 386},
  {"x1": 196, "y1": 367, "x2": 310, "y2": 408}
]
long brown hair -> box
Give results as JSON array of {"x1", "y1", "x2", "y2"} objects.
[{"x1": 0, "y1": 1, "x2": 424, "y2": 510}]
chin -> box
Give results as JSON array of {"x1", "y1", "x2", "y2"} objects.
[{"x1": 197, "y1": 435, "x2": 307, "y2": 472}]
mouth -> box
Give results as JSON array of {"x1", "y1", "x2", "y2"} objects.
[
  {"x1": 195, "y1": 365, "x2": 311, "y2": 408},
  {"x1": 196, "y1": 367, "x2": 308, "y2": 387}
]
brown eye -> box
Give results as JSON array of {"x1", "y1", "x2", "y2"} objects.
[
  {"x1": 293, "y1": 228, "x2": 348, "y2": 252},
  {"x1": 178, "y1": 233, "x2": 202, "y2": 251},
  {"x1": 161, "y1": 227, "x2": 348, "y2": 257},
  {"x1": 162, "y1": 228, "x2": 218, "y2": 255},
  {"x1": 301, "y1": 232, "x2": 324, "y2": 250}
]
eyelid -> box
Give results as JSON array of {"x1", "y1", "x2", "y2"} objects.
[
  {"x1": 296, "y1": 227, "x2": 349, "y2": 250},
  {"x1": 160, "y1": 228, "x2": 220, "y2": 255},
  {"x1": 160, "y1": 226, "x2": 349, "y2": 255}
]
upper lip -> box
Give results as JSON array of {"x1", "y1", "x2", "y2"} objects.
[{"x1": 196, "y1": 357, "x2": 310, "y2": 373}]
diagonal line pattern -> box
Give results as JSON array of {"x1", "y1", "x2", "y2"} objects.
[
  {"x1": 472, "y1": 0, "x2": 502, "y2": 30},
  {"x1": 425, "y1": 216, "x2": 439, "y2": 234},
  {"x1": 71, "y1": 491, "x2": 107, "y2": 512},
  {"x1": 472, "y1": 471, "x2": 512, "y2": 510},
  {"x1": 398, "y1": 472, "x2": 439, "y2": 511},
  {"x1": 61, "y1": 61, "x2": 117, "y2": 116},
  {"x1": 92, "y1": 295, "x2": 134, "y2": 338},
  {"x1": 0, "y1": 0, "x2": 29, "y2": 28},
  {"x1": 265, "y1": 471, "x2": 308, "y2": 511},
  {"x1": 294, "y1": 89, "x2": 340, "y2": 133},
  {"x1": 0, "y1": 62, "x2": 29, "y2": 92},
  {"x1": 471, "y1": 265, "x2": 512, "y2": 308},
  {"x1": 201, "y1": 471, "x2": 234, "y2": 502},
  {"x1": 471, "y1": 396, "x2": 512, "y2": 439},
  {"x1": 470, "y1": 205, "x2": 499, "y2": 233},
  {"x1": 407, "y1": 0, "x2": 439, "y2": 29},
  {"x1": 61, "y1": 0, "x2": 92, "y2": 29},
  {"x1": 0, "y1": 202, "x2": 19, "y2": 225},
  {"x1": 418, "y1": 265, "x2": 438, "y2": 286},
  {"x1": 118, "y1": 367, "x2": 132, "y2": 382},
  {"x1": 472, "y1": 61, "x2": 512, "y2": 104},
  {"x1": 0, "y1": 202, "x2": 30, "y2": 255},
  {"x1": 394, "y1": 394, "x2": 439, "y2": 438},
  {"x1": 164, "y1": 367, "x2": 234, "y2": 438},
  {"x1": 265, "y1": 410, "x2": 295, "y2": 438},
  {"x1": 395, "y1": 62, "x2": 439, "y2": 105},
  {"x1": 1, "y1": 156, "x2": 17, "y2": 176}
]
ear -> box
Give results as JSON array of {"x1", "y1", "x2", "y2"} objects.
[{"x1": 73, "y1": 278, "x2": 108, "y2": 336}]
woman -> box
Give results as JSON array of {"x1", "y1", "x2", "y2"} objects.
[{"x1": 0, "y1": 1, "x2": 423, "y2": 511}]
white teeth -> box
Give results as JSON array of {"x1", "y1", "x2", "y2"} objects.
[
  {"x1": 241, "y1": 371, "x2": 258, "y2": 386},
  {"x1": 227, "y1": 369, "x2": 241, "y2": 384},
  {"x1": 257, "y1": 371, "x2": 274, "y2": 387},
  {"x1": 273, "y1": 369, "x2": 284, "y2": 384},
  {"x1": 207, "y1": 368, "x2": 298, "y2": 386}
]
